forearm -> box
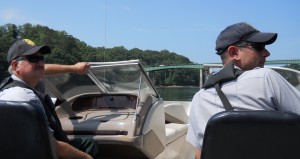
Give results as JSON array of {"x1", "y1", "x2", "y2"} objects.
[
  {"x1": 44, "y1": 64, "x2": 75, "y2": 76},
  {"x1": 44, "y1": 62, "x2": 90, "y2": 76},
  {"x1": 56, "y1": 140, "x2": 93, "y2": 159}
]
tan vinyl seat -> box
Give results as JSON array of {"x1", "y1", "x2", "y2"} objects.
[
  {"x1": 165, "y1": 123, "x2": 188, "y2": 144},
  {"x1": 164, "y1": 102, "x2": 189, "y2": 124},
  {"x1": 164, "y1": 102, "x2": 190, "y2": 144}
]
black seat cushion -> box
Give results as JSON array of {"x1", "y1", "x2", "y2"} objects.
[
  {"x1": 0, "y1": 101, "x2": 56, "y2": 159},
  {"x1": 201, "y1": 110, "x2": 300, "y2": 159}
]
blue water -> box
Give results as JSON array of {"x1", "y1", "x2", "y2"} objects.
[{"x1": 156, "y1": 86, "x2": 200, "y2": 101}]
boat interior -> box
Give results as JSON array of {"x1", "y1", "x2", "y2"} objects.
[
  {"x1": 43, "y1": 60, "x2": 195, "y2": 159},
  {"x1": 54, "y1": 93, "x2": 194, "y2": 159},
  {"x1": 2, "y1": 60, "x2": 300, "y2": 159}
]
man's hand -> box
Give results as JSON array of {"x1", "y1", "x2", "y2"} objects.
[{"x1": 73, "y1": 62, "x2": 90, "y2": 75}]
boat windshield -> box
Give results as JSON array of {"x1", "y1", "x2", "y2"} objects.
[
  {"x1": 88, "y1": 63, "x2": 157, "y2": 95},
  {"x1": 44, "y1": 60, "x2": 159, "y2": 100}
]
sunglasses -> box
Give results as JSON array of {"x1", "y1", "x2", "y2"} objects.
[
  {"x1": 17, "y1": 55, "x2": 45, "y2": 63},
  {"x1": 236, "y1": 43, "x2": 265, "y2": 52}
]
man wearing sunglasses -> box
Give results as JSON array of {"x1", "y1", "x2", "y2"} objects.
[
  {"x1": 0, "y1": 39, "x2": 96, "y2": 159},
  {"x1": 186, "y1": 22, "x2": 300, "y2": 159}
]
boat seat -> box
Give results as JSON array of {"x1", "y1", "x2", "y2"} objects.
[
  {"x1": 0, "y1": 101, "x2": 57, "y2": 159},
  {"x1": 164, "y1": 102, "x2": 189, "y2": 144},
  {"x1": 164, "y1": 102, "x2": 189, "y2": 124},
  {"x1": 201, "y1": 110, "x2": 300, "y2": 159},
  {"x1": 165, "y1": 123, "x2": 188, "y2": 144}
]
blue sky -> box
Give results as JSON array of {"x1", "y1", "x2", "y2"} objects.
[{"x1": 1, "y1": 0, "x2": 299, "y2": 64}]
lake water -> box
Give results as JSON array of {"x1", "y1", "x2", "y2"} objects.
[{"x1": 156, "y1": 86, "x2": 200, "y2": 101}]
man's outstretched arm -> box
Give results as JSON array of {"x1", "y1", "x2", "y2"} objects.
[{"x1": 44, "y1": 62, "x2": 90, "y2": 76}]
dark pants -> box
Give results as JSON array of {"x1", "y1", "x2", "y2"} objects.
[{"x1": 69, "y1": 137, "x2": 99, "y2": 158}]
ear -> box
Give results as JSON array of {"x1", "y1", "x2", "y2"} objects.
[
  {"x1": 11, "y1": 60, "x2": 19, "y2": 71},
  {"x1": 227, "y1": 46, "x2": 239, "y2": 60}
]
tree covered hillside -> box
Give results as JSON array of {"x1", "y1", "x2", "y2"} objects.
[{"x1": 0, "y1": 23, "x2": 200, "y2": 86}]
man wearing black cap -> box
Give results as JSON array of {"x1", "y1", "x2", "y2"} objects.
[
  {"x1": 186, "y1": 22, "x2": 300, "y2": 159},
  {"x1": 215, "y1": 22, "x2": 277, "y2": 69},
  {"x1": 0, "y1": 39, "x2": 95, "y2": 159}
]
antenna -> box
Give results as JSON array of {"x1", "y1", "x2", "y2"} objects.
[{"x1": 103, "y1": 0, "x2": 108, "y2": 62}]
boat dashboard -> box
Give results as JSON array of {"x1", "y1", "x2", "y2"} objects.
[{"x1": 71, "y1": 94, "x2": 137, "y2": 111}]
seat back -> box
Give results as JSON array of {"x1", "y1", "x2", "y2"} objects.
[
  {"x1": 0, "y1": 101, "x2": 57, "y2": 159},
  {"x1": 201, "y1": 111, "x2": 300, "y2": 159}
]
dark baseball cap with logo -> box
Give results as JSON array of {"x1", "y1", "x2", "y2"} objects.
[
  {"x1": 7, "y1": 39, "x2": 51, "y2": 63},
  {"x1": 215, "y1": 22, "x2": 278, "y2": 55}
]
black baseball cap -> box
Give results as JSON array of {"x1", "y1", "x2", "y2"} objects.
[
  {"x1": 215, "y1": 22, "x2": 278, "y2": 55},
  {"x1": 7, "y1": 39, "x2": 51, "y2": 63}
]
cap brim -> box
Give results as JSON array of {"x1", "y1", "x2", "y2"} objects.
[
  {"x1": 245, "y1": 32, "x2": 278, "y2": 45},
  {"x1": 22, "y1": 46, "x2": 51, "y2": 56}
]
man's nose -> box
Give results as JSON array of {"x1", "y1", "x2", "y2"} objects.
[{"x1": 262, "y1": 49, "x2": 270, "y2": 58}]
